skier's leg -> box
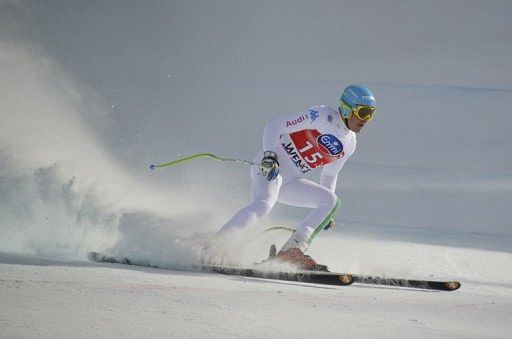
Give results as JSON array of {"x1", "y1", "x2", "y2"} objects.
[
  {"x1": 217, "y1": 165, "x2": 282, "y2": 236},
  {"x1": 277, "y1": 178, "x2": 340, "y2": 251}
]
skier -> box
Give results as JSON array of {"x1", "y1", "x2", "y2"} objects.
[{"x1": 216, "y1": 85, "x2": 376, "y2": 269}]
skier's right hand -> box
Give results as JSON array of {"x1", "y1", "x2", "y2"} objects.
[
  {"x1": 260, "y1": 151, "x2": 279, "y2": 181},
  {"x1": 324, "y1": 219, "x2": 335, "y2": 231}
]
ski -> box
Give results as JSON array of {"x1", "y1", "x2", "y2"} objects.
[
  {"x1": 88, "y1": 251, "x2": 153, "y2": 267},
  {"x1": 204, "y1": 267, "x2": 460, "y2": 291},
  {"x1": 88, "y1": 252, "x2": 460, "y2": 291},
  {"x1": 87, "y1": 251, "x2": 353, "y2": 286},
  {"x1": 352, "y1": 275, "x2": 461, "y2": 291},
  {"x1": 203, "y1": 265, "x2": 354, "y2": 286}
]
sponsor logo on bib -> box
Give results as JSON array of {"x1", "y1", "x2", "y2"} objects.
[{"x1": 317, "y1": 134, "x2": 343, "y2": 156}]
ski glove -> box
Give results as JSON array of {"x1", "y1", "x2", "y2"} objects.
[
  {"x1": 260, "y1": 151, "x2": 279, "y2": 181},
  {"x1": 324, "y1": 219, "x2": 335, "y2": 231}
]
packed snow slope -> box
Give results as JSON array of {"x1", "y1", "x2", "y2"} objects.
[
  {"x1": 1, "y1": 247, "x2": 511, "y2": 339},
  {"x1": 1, "y1": 1, "x2": 512, "y2": 337}
]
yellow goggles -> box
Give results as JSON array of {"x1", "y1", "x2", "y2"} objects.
[
  {"x1": 341, "y1": 101, "x2": 376, "y2": 121},
  {"x1": 352, "y1": 105, "x2": 375, "y2": 121}
]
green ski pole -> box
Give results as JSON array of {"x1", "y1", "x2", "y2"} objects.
[{"x1": 149, "y1": 153, "x2": 259, "y2": 170}]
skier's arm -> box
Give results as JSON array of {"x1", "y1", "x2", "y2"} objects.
[
  {"x1": 319, "y1": 169, "x2": 340, "y2": 231},
  {"x1": 319, "y1": 140, "x2": 356, "y2": 192},
  {"x1": 319, "y1": 163, "x2": 343, "y2": 231},
  {"x1": 320, "y1": 172, "x2": 339, "y2": 192}
]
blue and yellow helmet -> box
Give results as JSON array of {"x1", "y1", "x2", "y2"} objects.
[{"x1": 339, "y1": 85, "x2": 376, "y2": 119}]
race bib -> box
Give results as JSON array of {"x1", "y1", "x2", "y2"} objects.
[{"x1": 280, "y1": 129, "x2": 345, "y2": 174}]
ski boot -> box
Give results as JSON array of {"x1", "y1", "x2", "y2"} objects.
[{"x1": 265, "y1": 245, "x2": 327, "y2": 271}]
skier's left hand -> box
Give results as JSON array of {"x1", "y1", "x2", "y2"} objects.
[{"x1": 324, "y1": 219, "x2": 335, "y2": 231}]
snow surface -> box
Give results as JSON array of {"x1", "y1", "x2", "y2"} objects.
[
  {"x1": 2, "y1": 239, "x2": 512, "y2": 338},
  {"x1": 1, "y1": 0, "x2": 512, "y2": 337}
]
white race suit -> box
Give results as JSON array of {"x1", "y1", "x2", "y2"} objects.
[{"x1": 218, "y1": 105, "x2": 357, "y2": 251}]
